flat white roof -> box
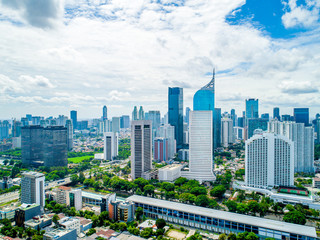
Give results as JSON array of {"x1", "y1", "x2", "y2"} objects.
[{"x1": 127, "y1": 195, "x2": 317, "y2": 237}]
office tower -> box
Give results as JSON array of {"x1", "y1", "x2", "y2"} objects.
[
  {"x1": 31, "y1": 116, "x2": 42, "y2": 125},
  {"x1": 247, "y1": 118, "x2": 268, "y2": 139},
  {"x1": 49, "y1": 119, "x2": 57, "y2": 126},
  {"x1": 77, "y1": 120, "x2": 88, "y2": 130},
  {"x1": 273, "y1": 107, "x2": 280, "y2": 120},
  {"x1": 261, "y1": 113, "x2": 269, "y2": 120},
  {"x1": 21, "y1": 172, "x2": 45, "y2": 209},
  {"x1": 103, "y1": 105, "x2": 108, "y2": 120},
  {"x1": 221, "y1": 118, "x2": 234, "y2": 148},
  {"x1": 111, "y1": 117, "x2": 120, "y2": 133},
  {"x1": 214, "y1": 108, "x2": 221, "y2": 149},
  {"x1": 104, "y1": 132, "x2": 119, "y2": 161},
  {"x1": 69, "y1": 189, "x2": 82, "y2": 211},
  {"x1": 21, "y1": 117, "x2": 29, "y2": 127},
  {"x1": 183, "y1": 122, "x2": 189, "y2": 144},
  {"x1": 193, "y1": 70, "x2": 215, "y2": 152},
  {"x1": 70, "y1": 110, "x2": 77, "y2": 130},
  {"x1": 181, "y1": 111, "x2": 215, "y2": 182},
  {"x1": 168, "y1": 87, "x2": 183, "y2": 150},
  {"x1": 282, "y1": 114, "x2": 291, "y2": 121},
  {"x1": 132, "y1": 106, "x2": 138, "y2": 121},
  {"x1": 234, "y1": 127, "x2": 244, "y2": 140},
  {"x1": 231, "y1": 109, "x2": 237, "y2": 126},
  {"x1": 145, "y1": 112, "x2": 149, "y2": 120},
  {"x1": 57, "y1": 115, "x2": 68, "y2": 126},
  {"x1": 245, "y1": 98, "x2": 259, "y2": 119},
  {"x1": 148, "y1": 111, "x2": 161, "y2": 137},
  {"x1": 40, "y1": 119, "x2": 48, "y2": 128},
  {"x1": 109, "y1": 201, "x2": 135, "y2": 222},
  {"x1": 26, "y1": 114, "x2": 32, "y2": 122},
  {"x1": 12, "y1": 120, "x2": 22, "y2": 137},
  {"x1": 185, "y1": 107, "x2": 191, "y2": 125},
  {"x1": 245, "y1": 132, "x2": 294, "y2": 188},
  {"x1": 21, "y1": 126, "x2": 44, "y2": 166},
  {"x1": 120, "y1": 115, "x2": 130, "y2": 129},
  {"x1": 316, "y1": 118, "x2": 320, "y2": 144},
  {"x1": 139, "y1": 106, "x2": 145, "y2": 120},
  {"x1": 65, "y1": 120, "x2": 73, "y2": 151},
  {"x1": 159, "y1": 124, "x2": 176, "y2": 160},
  {"x1": 268, "y1": 120, "x2": 315, "y2": 173},
  {"x1": 131, "y1": 120, "x2": 152, "y2": 179},
  {"x1": 154, "y1": 138, "x2": 168, "y2": 162},
  {"x1": 43, "y1": 126, "x2": 68, "y2": 167},
  {"x1": 294, "y1": 108, "x2": 309, "y2": 126},
  {"x1": 0, "y1": 120, "x2": 10, "y2": 140},
  {"x1": 237, "y1": 117, "x2": 244, "y2": 128}
]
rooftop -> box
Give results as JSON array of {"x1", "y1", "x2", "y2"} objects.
[
  {"x1": 127, "y1": 195, "x2": 317, "y2": 237},
  {"x1": 159, "y1": 164, "x2": 183, "y2": 170},
  {"x1": 44, "y1": 228, "x2": 75, "y2": 238},
  {"x1": 22, "y1": 171, "x2": 44, "y2": 178},
  {"x1": 82, "y1": 191, "x2": 107, "y2": 200},
  {"x1": 58, "y1": 186, "x2": 72, "y2": 191}
]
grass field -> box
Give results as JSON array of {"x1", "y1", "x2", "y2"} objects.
[{"x1": 68, "y1": 156, "x2": 93, "y2": 163}]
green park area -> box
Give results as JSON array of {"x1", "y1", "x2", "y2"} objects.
[{"x1": 68, "y1": 156, "x2": 93, "y2": 163}]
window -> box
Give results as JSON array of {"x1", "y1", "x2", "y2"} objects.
[
  {"x1": 218, "y1": 219, "x2": 224, "y2": 227},
  {"x1": 184, "y1": 213, "x2": 189, "y2": 220},
  {"x1": 212, "y1": 218, "x2": 218, "y2": 225},
  {"x1": 238, "y1": 224, "x2": 244, "y2": 231},
  {"x1": 168, "y1": 209, "x2": 172, "y2": 216},
  {"x1": 201, "y1": 216, "x2": 206, "y2": 223},
  {"x1": 207, "y1": 217, "x2": 212, "y2": 224},
  {"x1": 231, "y1": 222, "x2": 237, "y2": 230},
  {"x1": 225, "y1": 221, "x2": 231, "y2": 229},
  {"x1": 252, "y1": 226, "x2": 258, "y2": 234},
  {"x1": 195, "y1": 215, "x2": 200, "y2": 222},
  {"x1": 189, "y1": 214, "x2": 194, "y2": 221},
  {"x1": 245, "y1": 225, "x2": 251, "y2": 232}
]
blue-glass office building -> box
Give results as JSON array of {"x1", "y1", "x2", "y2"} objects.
[
  {"x1": 245, "y1": 99, "x2": 259, "y2": 119},
  {"x1": 193, "y1": 70, "x2": 218, "y2": 149},
  {"x1": 168, "y1": 87, "x2": 183, "y2": 150},
  {"x1": 273, "y1": 107, "x2": 280, "y2": 120},
  {"x1": 294, "y1": 108, "x2": 309, "y2": 126}
]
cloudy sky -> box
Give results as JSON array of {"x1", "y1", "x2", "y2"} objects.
[{"x1": 0, "y1": 0, "x2": 320, "y2": 120}]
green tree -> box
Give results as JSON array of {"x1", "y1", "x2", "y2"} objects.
[
  {"x1": 283, "y1": 210, "x2": 306, "y2": 225},
  {"x1": 247, "y1": 201, "x2": 259, "y2": 216},
  {"x1": 135, "y1": 207, "x2": 143, "y2": 221},
  {"x1": 79, "y1": 172, "x2": 85, "y2": 183},
  {"x1": 140, "y1": 228, "x2": 153, "y2": 238},
  {"x1": 174, "y1": 177, "x2": 188, "y2": 186},
  {"x1": 195, "y1": 195, "x2": 210, "y2": 207},
  {"x1": 86, "y1": 228, "x2": 96, "y2": 236},
  {"x1": 245, "y1": 232, "x2": 259, "y2": 240},
  {"x1": 52, "y1": 214, "x2": 59, "y2": 226},
  {"x1": 210, "y1": 185, "x2": 226, "y2": 199},
  {"x1": 228, "y1": 233, "x2": 237, "y2": 240},
  {"x1": 219, "y1": 234, "x2": 227, "y2": 240},
  {"x1": 161, "y1": 182, "x2": 175, "y2": 192},
  {"x1": 134, "y1": 178, "x2": 149, "y2": 189},
  {"x1": 70, "y1": 174, "x2": 78, "y2": 186},
  {"x1": 190, "y1": 187, "x2": 207, "y2": 196},
  {"x1": 156, "y1": 219, "x2": 166, "y2": 229},
  {"x1": 225, "y1": 200, "x2": 238, "y2": 212},
  {"x1": 144, "y1": 184, "x2": 155, "y2": 197}
]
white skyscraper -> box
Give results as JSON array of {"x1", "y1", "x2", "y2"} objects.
[
  {"x1": 181, "y1": 111, "x2": 215, "y2": 182},
  {"x1": 159, "y1": 124, "x2": 176, "y2": 159},
  {"x1": 112, "y1": 117, "x2": 120, "y2": 133},
  {"x1": 268, "y1": 120, "x2": 314, "y2": 173},
  {"x1": 21, "y1": 171, "x2": 45, "y2": 209},
  {"x1": 131, "y1": 120, "x2": 152, "y2": 180},
  {"x1": 221, "y1": 118, "x2": 234, "y2": 147},
  {"x1": 245, "y1": 132, "x2": 294, "y2": 188},
  {"x1": 104, "y1": 132, "x2": 118, "y2": 161}
]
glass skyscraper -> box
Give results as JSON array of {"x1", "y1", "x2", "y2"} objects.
[
  {"x1": 168, "y1": 87, "x2": 183, "y2": 150},
  {"x1": 245, "y1": 99, "x2": 259, "y2": 119},
  {"x1": 70, "y1": 110, "x2": 77, "y2": 130},
  {"x1": 193, "y1": 69, "x2": 217, "y2": 150},
  {"x1": 273, "y1": 107, "x2": 280, "y2": 120},
  {"x1": 294, "y1": 108, "x2": 309, "y2": 126}
]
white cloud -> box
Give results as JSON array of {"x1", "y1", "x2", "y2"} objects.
[
  {"x1": 19, "y1": 75, "x2": 56, "y2": 89},
  {"x1": 279, "y1": 80, "x2": 318, "y2": 94}
]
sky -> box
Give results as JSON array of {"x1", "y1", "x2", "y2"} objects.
[{"x1": 0, "y1": 0, "x2": 320, "y2": 120}]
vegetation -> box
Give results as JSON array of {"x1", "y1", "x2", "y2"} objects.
[{"x1": 115, "y1": 138, "x2": 131, "y2": 160}]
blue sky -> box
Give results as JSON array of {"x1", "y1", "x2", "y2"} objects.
[{"x1": 0, "y1": 0, "x2": 320, "y2": 119}]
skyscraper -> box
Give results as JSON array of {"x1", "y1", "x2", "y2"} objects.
[
  {"x1": 294, "y1": 108, "x2": 309, "y2": 126},
  {"x1": 185, "y1": 107, "x2": 191, "y2": 125},
  {"x1": 154, "y1": 138, "x2": 168, "y2": 162},
  {"x1": 261, "y1": 113, "x2": 269, "y2": 120},
  {"x1": 168, "y1": 87, "x2": 183, "y2": 150},
  {"x1": 230, "y1": 109, "x2": 237, "y2": 127},
  {"x1": 120, "y1": 115, "x2": 130, "y2": 129},
  {"x1": 214, "y1": 108, "x2": 221, "y2": 149},
  {"x1": 181, "y1": 111, "x2": 215, "y2": 182},
  {"x1": 43, "y1": 126, "x2": 68, "y2": 167},
  {"x1": 273, "y1": 107, "x2": 280, "y2": 120},
  {"x1": 139, "y1": 106, "x2": 145, "y2": 120},
  {"x1": 148, "y1": 111, "x2": 161, "y2": 137},
  {"x1": 65, "y1": 120, "x2": 73, "y2": 151},
  {"x1": 221, "y1": 118, "x2": 234, "y2": 148},
  {"x1": 245, "y1": 132, "x2": 294, "y2": 188},
  {"x1": 112, "y1": 117, "x2": 120, "y2": 133},
  {"x1": 316, "y1": 118, "x2": 320, "y2": 144},
  {"x1": 12, "y1": 120, "x2": 22, "y2": 137},
  {"x1": 193, "y1": 69, "x2": 215, "y2": 151},
  {"x1": 103, "y1": 106, "x2": 108, "y2": 120},
  {"x1": 159, "y1": 124, "x2": 176, "y2": 160},
  {"x1": 245, "y1": 98, "x2": 259, "y2": 120},
  {"x1": 21, "y1": 126, "x2": 44, "y2": 166},
  {"x1": 104, "y1": 132, "x2": 118, "y2": 161},
  {"x1": 131, "y1": 120, "x2": 152, "y2": 179},
  {"x1": 247, "y1": 118, "x2": 268, "y2": 139},
  {"x1": 0, "y1": 120, "x2": 10, "y2": 140},
  {"x1": 132, "y1": 106, "x2": 138, "y2": 121},
  {"x1": 70, "y1": 110, "x2": 77, "y2": 130},
  {"x1": 21, "y1": 171, "x2": 45, "y2": 209}
]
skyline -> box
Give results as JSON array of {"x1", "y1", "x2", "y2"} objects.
[{"x1": 0, "y1": 0, "x2": 320, "y2": 119}]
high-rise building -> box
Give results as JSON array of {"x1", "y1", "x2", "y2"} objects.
[
  {"x1": 154, "y1": 138, "x2": 168, "y2": 162},
  {"x1": 43, "y1": 126, "x2": 68, "y2": 167},
  {"x1": 237, "y1": 117, "x2": 244, "y2": 128},
  {"x1": 294, "y1": 108, "x2": 309, "y2": 126},
  {"x1": 181, "y1": 111, "x2": 215, "y2": 182},
  {"x1": 139, "y1": 106, "x2": 145, "y2": 120},
  {"x1": 159, "y1": 124, "x2": 176, "y2": 160},
  {"x1": 261, "y1": 113, "x2": 269, "y2": 120},
  {"x1": 131, "y1": 120, "x2": 152, "y2": 179},
  {"x1": 221, "y1": 118, "x2": 234, "y2": 148},
  {"x1": 0, "y1": 120, "x2": 10, "y2": 140},
  {"x1": 247, "y1": 118, "x2": 268, "y2": 139},
  {"x1": 214, "y1": 108, "x2": 221, "y2": 149},
  {"x1": 103, "y1": 106, "x2": 108, "y2": 120},
  {"x1": 245, "y1": 98, "x2": 259, "y2": 120},
  {"x1": 193, "y1": 70, "x2": 216, "y2": 151},
  {"x1": 185, "y1": 107, "x2": 191, "y2": 125},
  {"x1": 231, "y1": 109, "x2": 237, "y2": 127},
  {"x1": 12, "y1": 120, "x2": 22, "y2": 137},
  {"x1": 148, "y1": 111, "x2": 161, "y2": 137},
  {"x1": 21, "y1": 126, "x2": 44, "y2": 166},
  {"x1": 104, "y1": 132, "x2": 119, "y2": 161},
  {"x1": 316, "y1": 118, "x2": 320, "y2": 144},
  {"x1": 69, "y1": 189, "x2": 82, "y2": 211},
  {"x1": 168, "y1": 87, "x2": 183, "y2": 150},
  {"x1": 112, "y1": 117, "x2": 120, "y2": 133},
  {"x1": 245, "y1": 132, "x2": 294, "y2": 189},
  {"x1": 120, "y1": 115, "x2": 130, "y2": 129},
  {"x1": 132, "y1": 106, "x2": 138, "y2": 121},
  {"x1": 70, "y1": 111, "x2": 77, "y2": 130},
  {"x1": 65, "y1": 120, "x2": 73, "y2": 151},
  {"x1": 268, "y1": 120, "x2": 315, "y2": 173},
  {"x1": 21, "y1": 117, "x2": 29, "y2": 127},
  {"x1": 282, "y1": 114, "x2": 292, "y2": 121},
  {"x1": 273, "y1": 107, "x2": 280, "y2": 120},
  {"x1": 26, "y1": 114, "x2": 32, "y2": 122},
  {"x1": 21, "y1": 172, "x2": 45, "y2": 209}
]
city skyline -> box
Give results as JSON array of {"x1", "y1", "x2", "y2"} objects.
[{"x1": 0, "y1": 1, "x2": 320, "y2": 118}]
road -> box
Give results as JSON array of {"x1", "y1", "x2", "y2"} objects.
[{"x1": 0, "y1": 191, "x2": 19, "y2": 204}]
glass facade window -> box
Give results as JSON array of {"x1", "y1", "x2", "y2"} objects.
[
  {"x1": 252, "y1": 226, "x2": 258, "y2": 234},
  {"x1": 189, "y1": 214, "x2": 194, "y2": 221},
  {"x1": 207, "y1": 217, "x2": 212, "y2": 224},
  {"x1": 225, "y1": 221, "x2": 231, "y2": 229},
  {"x1": 184, "y1": 213, "x2": 189, "y2": 219},
  {"x1": 238, "y1": 224, "x2": 244, "y2": 231},
  {"x1": 245, "y1": 225, "x2": 251, "y2": 232},
  {"x1": 195, "y1": 215, "x2": 199, "y2": 222},
  {"x1": 218, "y1": 219, "x2": 224, "y2": 227},
  {"x1": 168, "y1": 209, "x2": 172, "y2": 216},
  {"x1": 212, "y1": 218, "x2": 218, "y2": 226},
  {"x1": 201, "y1": 216, "x2": 206, "y2": 223}
]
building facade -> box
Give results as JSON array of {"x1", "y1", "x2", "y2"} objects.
[
  {"x1": 294, "y1": 108, "x2": 309, "y2": 126},
  {"x1": 221, "y1": 118, "x2": 234, "y2": 148},
  {"x1": 245, "y1": 99, "x2": 259, "y2": 120},
  {"x1": 104, "y1": 132, "x2": 119, "y2": 161},
  {"x1": 21, "y1": 172, "x2": 45, "y2": 209}
]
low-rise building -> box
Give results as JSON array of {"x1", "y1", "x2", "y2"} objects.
[
  {"x1": 82, "y1": 191, "x2": 116, "y2": 208},
  {"x1": 141, "y1": 169, "x2": 158, "y2": 180},
  {"x1": 75, "y1": 216, "x2": 92, "y2": 232},
  {"x1": 15, "y1": 203, "x2": 41, "y2": 227},
  {"x1": 313, "y1": 177, "x2": 320, "y2": 188},
  {"x1": 0, "y1": 177, "x2": 13, "y2": 189},
  {"x1": 24, "y1": 214, "x2": 52, "y2": 230},
  {"x1": 55, "y1": 186, "x2": 72, "y2": 205},
  {"x1": 43, "y1": 228, "x2": 77, "y2": 240},
  {"x1": 69, "y1": 189, "x2": 82, "y2": 211},
  {"x1": 158, "y1": 164, "x2": 183, "y2": 182},
  {"x1": 58, "y1": 217, "x2": 81, "y2": 235},
  {"x1": 109, "y1": 201, "x2": 135, "y2": 222}
]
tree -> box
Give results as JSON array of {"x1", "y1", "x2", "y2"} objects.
[
  {"x1": 136, "y1": 188, "x2": 143, "y2": 195},
  {"x1": 144, "y1": 185, "x2": 155, "y2": 197},
  {"x1": 195, "y1": 195, "x2": 210, "y2": 207},
  {"x1": 245, "y1": 232, "x2": 259, "y2": 240},
  {"x1": 225, "y1": 200, "x2": 238, "y2": 212},
  {"x1": 70, "y1": 174, "x2": 78, "y2": 186},
  {"x1": 174, "y1": 177, "x2": 188, "y2": 186},
  {"x1": 156, "y1": 219, "x2": 166, "y2": 229},
  {"x1": 119, "y1": 222, "x2": 127, "y2": 231},
  {"x1": 210, "y1": 185, "x2": 226, "y2": 199},
  {"x1": 283, "y1": 210, "x2": 306, "y2": 225},
  {"x1": 135, "y1": 207, "x2": 143, "y2": 221},
  {"x1": 161, "y1": 182, "x2": 175, "y2": 192},
  {"x1": 134, "y1": 178, "x2": 149, "y2": 189},
  {"x1": 79, "y1": 172, "x2": 85, "y2": 183},
  {"x1": 128, "y1": 226, "x2": 140, "y2": 235},
  {"x1": 140, "y1": 228, "x2": 153, "y2": 238},
  {"x1": 247, "y1": 201, "x2": 259, "y2": 215},
  {"x1": 228, "y1": 233, "x2": 237, "y2": 240},
  {"x1": 86, "y1": 228, "x2": 96, "y2": 236},
  {"x1": 52, "y1": 214, "x2": 59, "y2": 226},
  {"x1": 190, "y1": 187, "x2": 207, "y2": 196},
  {"x1": 3, "y1": 159, "x2": 8, "y2": 165},
  {"x1": 219, "y1": 234, "x2": 227, "y2": 240}
]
